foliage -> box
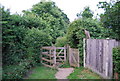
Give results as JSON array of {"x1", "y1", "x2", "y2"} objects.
[
  {"x1": 3, "y1": 63, "x2": 29, "y2": 79},
  {"x1": 26, "y1": 66, "x2": 57, "y2": 79},
  {"x1": 67, "y1": 67, "x2": 102, "y2": 79},
  {"x1": 113, "y1": 46, "x2": 120, "y2": 78},
  {"x1": 98, "y1": 1, "x2": 120, "y2": 40},
  {"x1": 77, "y1": 7, "x2": 93, "y2": 19},
  {"x1": 2, "y1": 6, "x2": 52, "y2": 79},
  {"x1": 23, "y1": 1, "x2": 70, "y2": 43},
  {"x1": 55, "y1": 36, "x2": 68, "y2": 47},
  {"x1": 24, "y1": 28, "x2": 51, "y2": 64},
  {"x1": 67, "y1": 18, "x2": 106, "y2": 65},
  {"x1": 2, "y1": 8, "x2": 27, "y2": 65}
]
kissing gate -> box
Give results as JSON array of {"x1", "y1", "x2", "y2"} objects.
[{"x1": 40, "y1": 45, "x2": 79, "y2": 68}]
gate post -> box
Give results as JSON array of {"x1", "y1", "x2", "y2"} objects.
[
  {"x1": 53, "y1": 46, "x2": 56, "y2": 65},
  {"x1": 66, "y1": 44, "x2": 70, "y2": 64},
  {"x1": 83, "y1": 38, "x2": 86, "y2": 67}
]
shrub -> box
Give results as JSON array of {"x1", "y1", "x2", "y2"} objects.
[
  {"x1": 2, "y1": 28, "x2": 52, "y2": 79},
  {"x1": 24, "y1": 28, "x2": 52, "y2": 64},
  {"x1": 3, "y1": 63, "x2": 29, "y2": 79},
  {"x1": 55, "y1": 36, "x2": 68, "y2": 47},
  {"x1": 113, "y1": 46, "x2": 120, "y2": 78}
]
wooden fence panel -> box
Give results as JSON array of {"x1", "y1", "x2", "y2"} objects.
[
  {"x1": 84, "y1": 39, "x2": 120, "y2": 79},
  {"x1": 69, "y1": 48, "x2": 79, "y2": 67}
]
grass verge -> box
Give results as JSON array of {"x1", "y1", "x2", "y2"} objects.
[
  {"x1": 67, "y1": 67, "x2": 102, "y2": 79},
  {"x1": 26, "y1": 66, "x2": 57, "y2": 79}
]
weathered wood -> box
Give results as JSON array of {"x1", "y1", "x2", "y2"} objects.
[
  {"x1": 56, "y1": 52, "x2": 64, "y2": 54},
  {"x1": 56, "y1": 49, "x2": 64, "y2": 56},
  {"x1": 69, "y1": 47, "x2": 79, "y2": 67},
  {"x1": 41, "y1": 45, "x2": 80, "y2": 68},
  {"x1": 41, "y1": 57, "x2": 54, "y2": 63},
  {"x1": 83, "y1": 38, "x2": 86, "y2": 67},
  {"x1": 53, "y1": 46, "x2": 56, "y2": 65},
  {"x1": 56, "y1": 56, "x2": 65, "y2": 58},
  {"x1": 64, "y1": 46, "x2": 66, "y2": 62},
  {"x1": 56, "y1": 47, "x2": 66, "y2": 49},
  {"x1": 41, "y1": 46, "x2": 54, "y2": 50},
  {"x1": 84, "y1": 39, "x2": 120, "y2": 79},
  {"x1": 42, "y1": 52, "x2": 53, "y2": 57}
]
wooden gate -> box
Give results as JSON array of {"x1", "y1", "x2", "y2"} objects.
[
  {"x1": 69, "y1": 48, "x2": 80, "y2": 67},
  {"x1": 41, "y1": 46, "x2": 66, "y2": 68},
  {"x1": 41, "y1": 45, "x2": 80, "y2": 68}
]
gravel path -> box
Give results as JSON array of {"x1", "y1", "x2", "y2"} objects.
[{"x1": 55, "y1": 68, "x2": 74, "y2": 79}]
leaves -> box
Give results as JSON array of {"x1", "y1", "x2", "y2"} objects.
[
  {"x1": 113, "y1": 47, "x2": 120, "y2": 78},
  {"x1": 98, "y1": 1, "x2": 120, "y2": 40}
]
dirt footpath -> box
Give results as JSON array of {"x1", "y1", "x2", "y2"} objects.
[{"x1": 55, "y1": 68, "x2": 74, "y2": 79}]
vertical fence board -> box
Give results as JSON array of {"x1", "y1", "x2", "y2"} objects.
[
  {"x1": 83, "y1": 38, "x2": 86, "y2": 67},
  {"x1": 84, "y1": 39, "x2": 120, "y2": 79}
]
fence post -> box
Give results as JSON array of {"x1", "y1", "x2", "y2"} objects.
[
  {"x1": 53, "y1": 46, "x2": 56, "y2": 65},
  {"x1": 66, "y1": 44, "x2": 70, "y2": 64},
  {"x1": 64, "y1": 46, "x2": 67, "y2": 62},
  {"x1": 83, "y1": 38, "x2": 86, "y2": 67}
]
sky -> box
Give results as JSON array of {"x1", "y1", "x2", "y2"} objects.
[{"x1": 0, "y1": 0, "x2": 110, "y2": 22}]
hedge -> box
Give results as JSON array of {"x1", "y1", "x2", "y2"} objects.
[
  {"x1": 113, "y1": 46, "x2": 120, "y2": 78},
  {"x1": 55, "y1": 36, "x2": 68, "y2": 47},
  {"x1": 2, "y1": 28, "x2": 52, "y2": 79}
]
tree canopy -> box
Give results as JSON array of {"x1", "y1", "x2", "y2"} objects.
[
  {"x1": 77, "y1": 7, "x2": 93, "y2": 19},
  {"x1": 98, "y1": 0, "x2": 120, "y2": 39},
  {"x1": 23, "y1": 1, "x2": 70, "y2": 43}
]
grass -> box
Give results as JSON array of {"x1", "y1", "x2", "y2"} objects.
[
  {"x1": 67, "y1": 67, "x2": 102, "y2": 79},
  {"x1": 26, "y1": 66, "x2": 57, "y2": 79}
]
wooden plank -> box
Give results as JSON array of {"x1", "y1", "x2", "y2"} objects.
[
  {"x1": 64, "y1": 46, "x2": 67, "y2": 62},
  {"x1": 56, "y1": 56, "x2": 65, "y2": 58},
  {"x1": 71, "y1": 52, "x2": 77, "y2": 63},
  {"x1": 49, "y1": 49, "x2": 52, "y2": 66},
  {"x1": 41, "y1": 57, "x2": 54, "y2": 63},
  {"x1": 92, "y1": 39, "x2": 96, "y2": 69},
  {"x1": 70, "y1": 63, "x2": 78, "y2": 67},
  {"x1": 53, "y1": 47, "x2": 56, "y2": 64},
  {"x1": 83, "y1": 38, "x2": 86, "y2": 67},
  {"x1": 106, "y1": 40, "x2": 109, "y2": 77},
  {"x1": 42, "y1": 53, "x2": 54, "y2": 57},
  {"x1": 99, "y1": 40, "x2": 102, "y2": 73},
  {"x1": 89, "y1": 39, "x2": 92, "y2": 66},
  {"x1": 56, "y1": 59, "x2": 64, "y2": 61},
  {"x1": 56, "y1": 47, "x2": 66, "y2": 49},
  {"x1": 90, "y1": 39, "x2": 94, "y2": 68},
  {"x1": 77, "y1": 49, "x2": 80, "y2": 67},
  {"x1": 103, "y1": 40, "x2": 106, "y2": 76},
  {"x1": 42, "y1": 46, "x2": 54, "y2": 50},
  {"x1": 56, "y1": 49, "x2": 64, "y2": 56},
  {"x1": 108, "y1": 40, "x2": 115, "y2": 78},
  {"x1": 66, "y1": 45, "x2": 70, "y2": 64},
  {"x1": 56, "y1": 52, "x2": 64, "y2": 54},
  {"x1": 84, "y1": 39, "x2": 120, "y2": 79},
  {"x1": 42, "y1": 52, "x2": 48, "y2": 54},
  {"x1": 69, "y1": 48, "x2": 72, "y2": 65}
]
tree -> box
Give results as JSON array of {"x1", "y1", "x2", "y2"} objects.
[
  {"x1": 67, "y1": 7, "x2": 107, "y2": 65},
  {"x1": 77, "y1": 7, "x2": 93, "y2": 19},
  {"x1": 28, "y1": 1, "x2": 70, "y2": 43},
  {"x1": 98, "y1": 0, "x2": 120, "y2": 39}
]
